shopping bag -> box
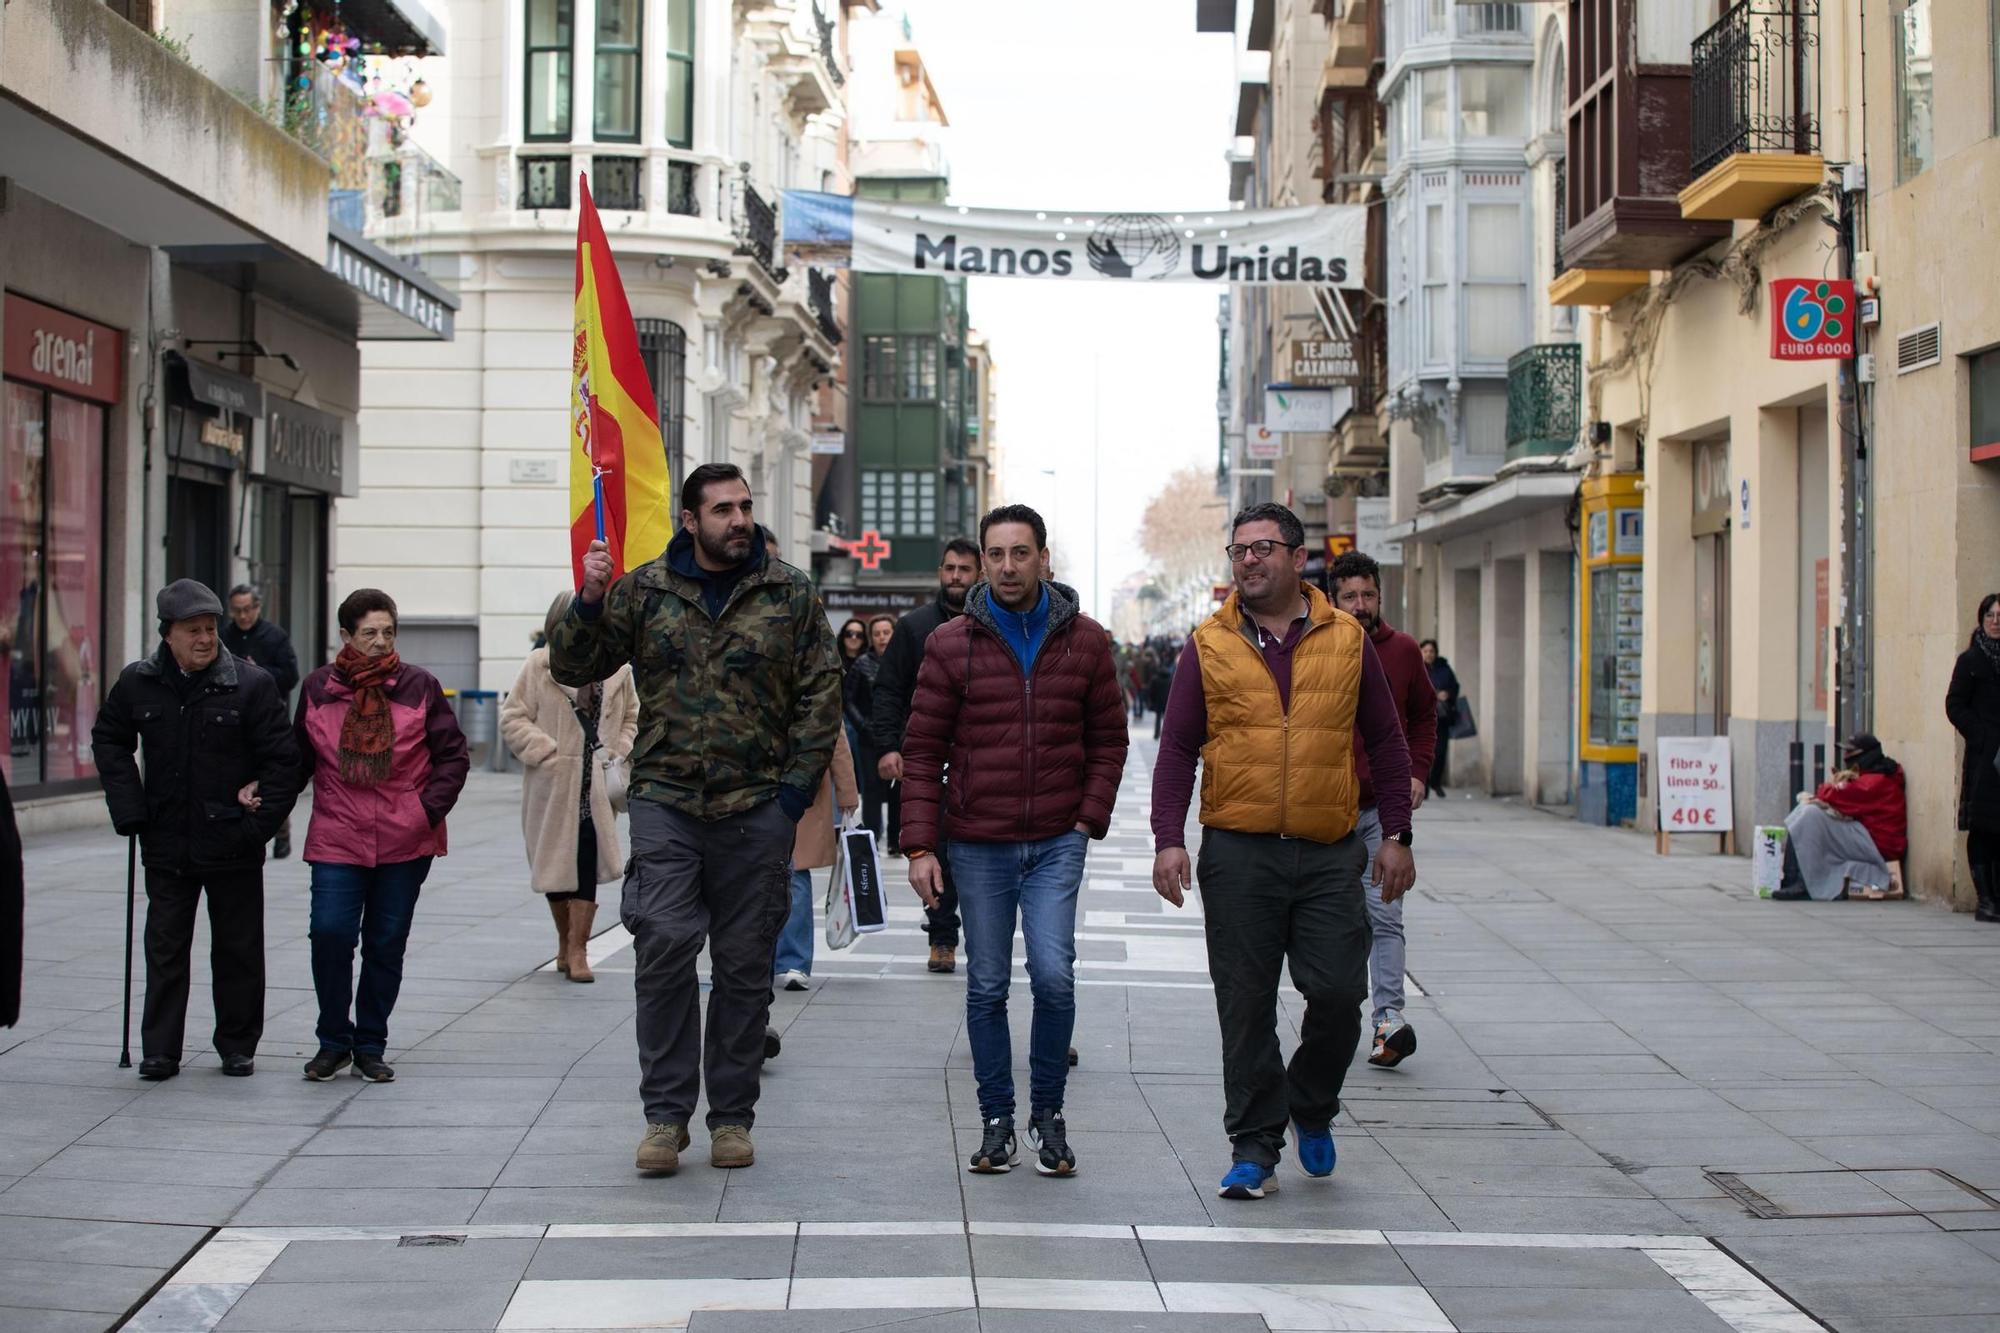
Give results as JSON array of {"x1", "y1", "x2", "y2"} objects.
[
  {"x1": 842, "y1": 824, "x2": 889, "y2": 934},
  {"x1": 1751, "y1": 825, "x2": 1787, "y2": 898},
  {"x1": 1449, "y1": 697, "x2": 1479, "y2": 740},
  {"x1": 825, "y1": 820, "x2": 857, "y2": 951}
]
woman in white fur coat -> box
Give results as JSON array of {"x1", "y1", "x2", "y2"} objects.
[{"x1": 500, "y1": 592, "x2": 638, "y2": 981}]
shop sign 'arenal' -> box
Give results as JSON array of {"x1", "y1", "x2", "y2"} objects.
[
  {"x1": 781, "y1": 191, "x2": 1367, "y2": 286},
  {"x1": 1770, "y1": 279, "x2": 1857, "y2": 360}
]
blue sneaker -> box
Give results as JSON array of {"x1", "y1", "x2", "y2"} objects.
[
  {"x1": 1218, "y1": 1161, "x2": 1279, "y2": 1200},
  {"x1": 1293, "y1": 1121, "x2": 1336, "y2": 1177}
]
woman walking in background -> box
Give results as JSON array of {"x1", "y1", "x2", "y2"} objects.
[
  {"x1": 1422, "y1": 639, "x2": 1460, "y2": 798},
  {"x1": 502, "y1": 592, "x2": 639, "y2": 981},
  {"x1": 837, "y1": 617, "x2": 871, "y2": 774},
  {"x1": 296, "y1": 590, "x2": 468, "y2": 1083},
  {"x1": 857, "y1": 614, "x2": 902, "y2": 854},
  {"x1": 1948, "y1": 594, "x2": 2000, "y2": 921}
]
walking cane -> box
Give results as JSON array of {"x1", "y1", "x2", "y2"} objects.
[{"x1": 118, "y1": 836, "x2": 135, "y2": 1068}]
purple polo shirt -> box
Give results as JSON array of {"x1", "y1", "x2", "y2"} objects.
[{"x1": 1151, "y1": 615, "x2": 1413, "y2": 850}]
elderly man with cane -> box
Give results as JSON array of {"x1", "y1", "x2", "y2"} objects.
[{"x1": 93, "y1": 579, "x2": 299, "y2": 1079}]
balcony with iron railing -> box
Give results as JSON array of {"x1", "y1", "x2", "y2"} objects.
[
  {"x1": 737, "y1": 180, "x2": 783, "y2": 282},
  {"x1": 1549, "y1": 0, "x2": 1729, "y2": 306},
  {"x1": 1681, "y1": 0, "x2": 1823, "y2": 220},
  {"x1": 517, "y1": 153, "x2": 701, "y2": 217},
  {"x1": 808, "y1": 268, "x2": 842, "y2": 344},
  {"x1": 1505, "y1": 343, "x2": 1582, "y2": 462}
]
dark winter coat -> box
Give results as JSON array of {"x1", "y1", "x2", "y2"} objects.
[
  {"x1": 0, "y1": 765, "x2": 19, "y2": 1028},
  {"x1": 221, "y1": 617, "x2": 301, "y2": 697},
  {"x1": 842, "y1": 654, "x2": 876, "y2": 739},
  {"x1": 1428, "y1": 656, "x2": 1462, "y2": 727},
  {"x1": 1947, "y1": 644, "x2": 2000, "y2": 833},
  {"x1": 868, "y1": 591, "x2": 962, "y2": 753},
  {"x1": 92, "y1": 647, "x2": 302, "y2": 873},
  {"x1": 900, "y1": 581, "x2": 1128, "y2": 850},
  {"x1": 548, "y1": 529, "x2": 842, "y2": 820}
]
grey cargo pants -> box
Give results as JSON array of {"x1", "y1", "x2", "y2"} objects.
[{"x1": 624, "y1": 797, "x2": 794, "y2": 1130}]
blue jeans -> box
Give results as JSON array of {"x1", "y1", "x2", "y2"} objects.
[
  {"x1": 308, "y1": 858, "x2": 432, "y2": 1056},
  {"x1": 773, "y1": 865, "x2": 814, "y2": 977},
  {"x1": 1356, "y1": 807, "x2": 1405, "y2": 1024},
  {"x1": 950, "y1": 830, "x2": 1089, "y2": 1120}
]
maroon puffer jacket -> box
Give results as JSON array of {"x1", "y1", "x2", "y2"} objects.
[{"x1": 900, "y1": 581, "x2": 1129, "y2": 850}]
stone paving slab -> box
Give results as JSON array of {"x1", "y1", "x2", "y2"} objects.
[{"x1": 6, "y1": 746, "x2": 2000, "y2": 1330}]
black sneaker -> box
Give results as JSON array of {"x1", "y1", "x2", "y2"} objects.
[
  {"x1": 352, "y1": 1053, "x2": 395, "y2": 1083},
  {"x1": 968, "y1": 1116, "x2": 1017, "y2": 1174},
  {"x1": 1028, "y1": 1112, "x2": 1076, "y2": 1177},
  {"x1": 303, "y1": 1050, "x2": 351, "y2": 1081},
  {"x1": 763, "y1": 1027, "x2": 782, "y2": 1061}
]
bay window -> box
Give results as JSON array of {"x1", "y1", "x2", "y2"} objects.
[
  {"x1": 525, "y1": 0, "x2": 573, "y2": 141},
  {"x1": 666, "y1": 0, "x2": 695, "y2": 147},
  {"x1": 595, "y1": 0, "x2": 641, "y2": 141}
]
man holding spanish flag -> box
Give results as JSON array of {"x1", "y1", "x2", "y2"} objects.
[{"x1": 549, "y1": 178, "x2": 843, "y2": 1176}]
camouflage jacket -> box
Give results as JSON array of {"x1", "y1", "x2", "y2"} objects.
[{"x1": 548, "y1": 531, "x2": 842, "y2": 821}]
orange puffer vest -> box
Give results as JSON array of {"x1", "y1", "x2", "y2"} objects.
[{"x1": 1192, "y1": 585, "x2": 1366, "y2": 844}]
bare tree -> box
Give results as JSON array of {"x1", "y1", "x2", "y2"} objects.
[{"x1": 1137, "y1": 466, "x2": 1230, "y2": 635}]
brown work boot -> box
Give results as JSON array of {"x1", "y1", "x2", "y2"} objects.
[
  {"x1": 635, "y1": 1122, "x2": 689, "y2": 1173},
  {"x1": 928, "y1": 945, "x2": 956, "y2": 973},
  {"x1": 710, "y1": 1124, "x2": 755, "y2": 1168},
  {"x1": 566, "y1": 900, "x2": 596, "y2": 983},
  {"x1": 548, "y1": 896, "x2": 570, "y2": 973}
]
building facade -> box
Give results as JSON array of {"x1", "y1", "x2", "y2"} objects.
[
  {"x1": 2, "y1": 0, "x2": 453, "y2": 823},
  {"x1": 345, "y1": 0, "x2": 852, "y2": 689},
  {"x1": 815, "y1": 10, "x2": 985, "y2": 622}
]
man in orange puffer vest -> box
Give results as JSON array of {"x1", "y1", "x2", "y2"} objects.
[{"x1": 1151, "y1": 503, "x2": 1415, "y2": 1201}]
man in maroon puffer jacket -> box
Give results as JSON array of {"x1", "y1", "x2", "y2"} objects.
[{"x1": 904, "y1": 504, "x2": 1129, "y2": 1180}]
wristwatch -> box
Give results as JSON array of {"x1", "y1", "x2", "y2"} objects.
[{"x1": 1389, "y1": 830, "x2": 1413, "y2": 848}]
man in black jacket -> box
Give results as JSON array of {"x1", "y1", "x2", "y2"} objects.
[
  {"x1": 870, "y1": 538, "x2": 978, "y2": 972},
  {"x1": 223, "y1": 584, "x2": 302, "y2": 858},
  {"x1": 92, "y1": 580, "x2": 300, "y2": 1080}
]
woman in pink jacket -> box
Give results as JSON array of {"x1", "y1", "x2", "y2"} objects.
[{"x1": 295, "y1": 590, "x2": 468, "y2": 1083}]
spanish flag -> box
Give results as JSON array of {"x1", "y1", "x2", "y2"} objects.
[{"x1": 571, "y1": 174, "x2": 673, "y2": 587}]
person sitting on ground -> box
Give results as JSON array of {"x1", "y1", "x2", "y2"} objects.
[{"x1": 1775, "y1": 734, "x2": 1907, "y2": 901}]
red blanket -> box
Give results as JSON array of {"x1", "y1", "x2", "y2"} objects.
[{"x1": 1818, "y1": 768, "x2": 1908, "y2": 862}]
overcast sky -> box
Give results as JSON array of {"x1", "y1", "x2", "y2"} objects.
[{"x1": 897, "y1": 0, "x2": 1237, "y2": 619}]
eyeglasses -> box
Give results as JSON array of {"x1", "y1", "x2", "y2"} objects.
[{"x1": 1224, "y1": 539, "x2": 1302, "y2": 563}]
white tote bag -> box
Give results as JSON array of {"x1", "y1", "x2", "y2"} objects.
[{"x1": 824, "y1": 817, "x2": 860, "y2": 950}]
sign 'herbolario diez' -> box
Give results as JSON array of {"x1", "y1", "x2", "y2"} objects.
[{"x1": 780, "y1": 191, "x2": 1368, "y2": 286}]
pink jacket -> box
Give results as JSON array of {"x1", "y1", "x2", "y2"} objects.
[{"x1": 295, "y1": 661, "x2": 470, "y2": 867}]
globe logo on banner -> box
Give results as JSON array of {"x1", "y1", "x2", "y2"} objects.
[
  {"x1": 1771, "y1": 279, "x2": 1856, "y2": 360},
  {"x1": 1086, "y1": 214, "x2": 1181, "y2": 279}
]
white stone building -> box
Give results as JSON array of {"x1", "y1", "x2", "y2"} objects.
[{"x1": 345, "y1": 0, "x2": 854, "y2": 689}]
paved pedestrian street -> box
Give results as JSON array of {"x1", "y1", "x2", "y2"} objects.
[{"x1": 9, "y1": 741, "x2": 2000, "y2": 1331}]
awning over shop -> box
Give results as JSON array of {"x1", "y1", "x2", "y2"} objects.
[
  {"x1": 168, "y1": 224, "x2": 459, "y2": 342},
  {"x1": 1387, "y1": 469, "x2": 1580, "y2": 546},
  {"x1": 344, "y1": 0, "x2": 448, "y2": 56}
]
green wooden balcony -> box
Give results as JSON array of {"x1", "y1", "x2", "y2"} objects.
[{"x1": 1505, "y1": 343, "x2": 1582, "y2": 462}]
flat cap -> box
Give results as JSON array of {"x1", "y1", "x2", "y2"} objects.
[{"x1": 157, "y1": 578, "x2": 224, "y2": 627}]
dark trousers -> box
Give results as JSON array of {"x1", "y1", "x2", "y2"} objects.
[
  {"x1": 924, "y1": 843, "x2": 961, "y2": 947},
  {"x1": 1196, "y1": 826, "x2": 1371, "y2": 1168},
  {"x1": 141, "y1": 867, "x2": 265, "y2": 1061},
  {"x1": 861, "y1": 769, "x2": 901, "y2": 852},
  {"x1": 309, "y1": 858, "x2": 432, "y2": 1056},
  {"x1": 624, "y1": 798, "x2": 792, "y2": 1129},
  {"x1": 1429, "y1": 735, "x2": 1451, "y2": 793}
]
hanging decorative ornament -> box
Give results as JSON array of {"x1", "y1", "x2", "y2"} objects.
[{"x1": 409, "y1": 79, "x2": 432, "y2": 108}]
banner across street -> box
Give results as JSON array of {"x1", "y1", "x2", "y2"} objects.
[{"x1": 781, "y1": 190, "x2": 1367, "y2": 285}]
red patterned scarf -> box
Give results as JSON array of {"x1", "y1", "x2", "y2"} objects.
[{"x1": 334, "y1": 645, "x2": 401, "y2": 787}]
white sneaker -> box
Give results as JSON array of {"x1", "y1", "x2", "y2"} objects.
[{"x1": 779, "y1": 970, "x2": 811, "y2": 992}]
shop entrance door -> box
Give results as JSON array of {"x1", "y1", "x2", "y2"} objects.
[
  {"x1": 167, "y1": 475, "x2": 229, "y2": 596},
  {"x1": 1693, "y1": 531, "x2": 1731, "y2": 737}
]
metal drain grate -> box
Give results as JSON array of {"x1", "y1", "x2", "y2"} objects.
[
  {"x1": 397, "y1": 1234, "x2": 467, "y2": 1248},
  {"x1": 1707, "y1": 1168, "x2": 2000, "y2": 1220}
]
